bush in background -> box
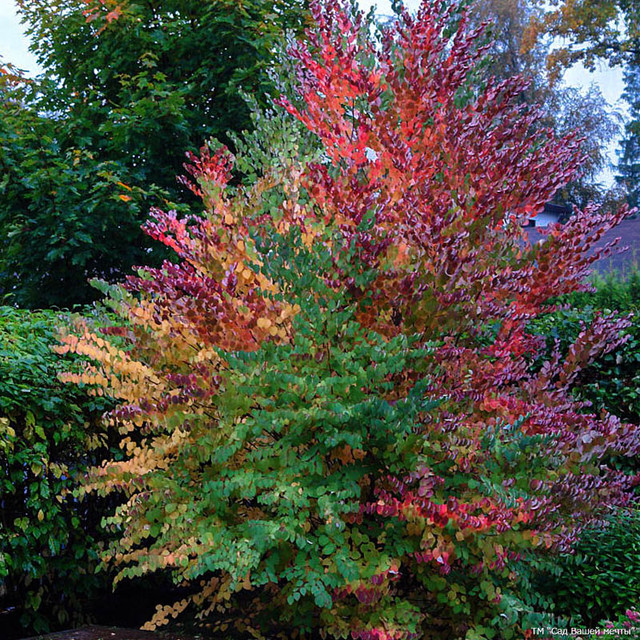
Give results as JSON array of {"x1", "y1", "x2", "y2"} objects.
[
  {"x1": 537, "y1": 510, "x2": 640, "y2": 626},
  {"x1": 531, "y1": 272, "x2": 640, "y2": 625},
  {"x1": 534, "y1": 269, "x2": 640, "y2": 429},
  {"x1": 567, "y1": 270, "x2": 640, "y2": 313},
  {"x1": 0, "y1": 306, "x2": 113, "y2": 636}
]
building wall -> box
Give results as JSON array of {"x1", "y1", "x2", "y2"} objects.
[{"x1": 533, "y1": 211, "x2": 561, "y2": 227}]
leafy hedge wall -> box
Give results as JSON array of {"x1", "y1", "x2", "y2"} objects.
[
  {"x1": 0, "y1": 306, "x2": 113, "y2": 635},
  {"x1": 531, "y1": 271, "x2": 640, "y2": 624},
  {"x1": 539, "y1": 509, "x2": 640, "y2": 625}
]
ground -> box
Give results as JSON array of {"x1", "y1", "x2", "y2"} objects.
[{"x1": 20, "y1": 626, "x2": 198, "y2": 640}]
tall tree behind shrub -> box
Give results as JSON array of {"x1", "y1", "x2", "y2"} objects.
[
  {"x1": 57, "y1": 2, "x2": 640, "y2": 639},
  {"x1": 468, "y1": 0, "x2": 622, "y2": 210},
  {"x1": 617, "y1": 62, "x2": 640, "y2": 210},
  {"x1": 0, "y1": 0, "x2": 307, "y2": 308},
  {"x1": 526, "y1": 0, "x2": 640, "y2": 210},
  {"x1": 0, "y1": 70, "x2": 167, "y2": 309},
  {"x1": 527, "y1": 0, "x2": 639, "y2": 70},
  {"x1": 0, "y1": 307, "x2": 113, "y2": 636}
]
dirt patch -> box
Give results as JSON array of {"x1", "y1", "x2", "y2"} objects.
[{"x1": 20, "y1": 626, "x2": 198, "y2": 640}]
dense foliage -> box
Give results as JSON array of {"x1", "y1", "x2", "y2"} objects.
[
  {"x1": 0, "y1": 307, "x2": 113, "y2": 635},
  {"x1": 0, "y1": 69, "x2": 165, "y2": 308},
  {"x1": 529, "y1": 273, "x2": 640, "y2": 628},
  {"x1": 17, "y1": 0, "x2": 308, "y2": 192},
  {"x1": 56, "y1": 1, "x2": 640, "y2": 639},
  {"x1": 538, "y1": 509, "x2": 640, "y2": 626},
  {"x1": 566, "y1": 270, "x2": 640, "y2": 312},
  {"x1": 535, "y1": 271, "x2": 640, "y2": 426},
  {"x1": 0, "y1": 0, "x2": 307, "y2": 307},
  {"x1": 618, "y1": 63, "x2": 640, "y2": 210}
]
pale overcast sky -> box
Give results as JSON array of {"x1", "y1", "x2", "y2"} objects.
[
  {"x1": 0, "y1": 0, "x2": 38, "y2": 74},
  {"x1": 0, "y1": 0, "x2": 627, "y2": 184}
]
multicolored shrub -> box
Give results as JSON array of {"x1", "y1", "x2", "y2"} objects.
[{"x1": 57, "y1": 2, "x2": 640, "y2": 638}]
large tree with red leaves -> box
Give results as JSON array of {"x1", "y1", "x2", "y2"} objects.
[{"x1": 58, "y1": 2, "x2": 639, "y2": 638}]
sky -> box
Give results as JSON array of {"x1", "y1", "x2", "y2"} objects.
[
  {"x1": 0, "y1": 0, "x2": 38, "y2": 74},
  {"x1": 0, "y1": 0, "x2": 627, "y2": 184}
]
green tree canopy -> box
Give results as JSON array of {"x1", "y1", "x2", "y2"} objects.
[{"x1": 0, "y1": 0, "x2": 307, "y2": 308}]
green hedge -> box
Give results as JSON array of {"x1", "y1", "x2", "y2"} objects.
[
  {"x1": 536, "y1": 270, "x2": 640, "y2": 429},
  {"x1": 538, "y1": 510, "x2": 640, "y2": 625},
  {"x1": 566, "y1": 270, "x2": 640, "y2": 314},
  {"x1": 531, "y1": 272, "x2": 640, "y2": 624},
  {"x1": 0, "y1": 306, "x2": 114, "y2": 635}
]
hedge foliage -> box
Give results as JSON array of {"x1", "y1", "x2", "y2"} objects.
[
  {"x1": 0, "y1": 307, "x2": 113, "y2": 635},
  {"x1": 531, "y1": 271, "x2": 640, "y2": 625},
  {"x1": 0, "y1": 0, "x2": 307, "y2": 308},
  {"x1": 539, "y1": 509, "x2": 640, "y2": 625}
]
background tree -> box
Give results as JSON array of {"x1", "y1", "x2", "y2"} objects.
[
  {"x1": 527, "y1": 0, "x2": 640, "y2": 211},
  {"x1": 0, "y1": 0, "x2": 307, "y2": 308},
  {"x1": 527, "y1": 0, "x2": 639, "y2": 71},
  {"x1": 617, "y1": 63, "x2": 640, "y2": 209},
  {"x1": 466, "y1": 0, "x2": 622, "y2": 211},
  {"x1": 470, "y1": 0, "x2": 546, "y2": 82},
  {"x1": 0, "y1": 68, "x2": 162, "y2": 308}
]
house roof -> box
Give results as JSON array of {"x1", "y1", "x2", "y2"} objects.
[{"x1": 525, "y1": 219, "x2": 640, "y2": 276}]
